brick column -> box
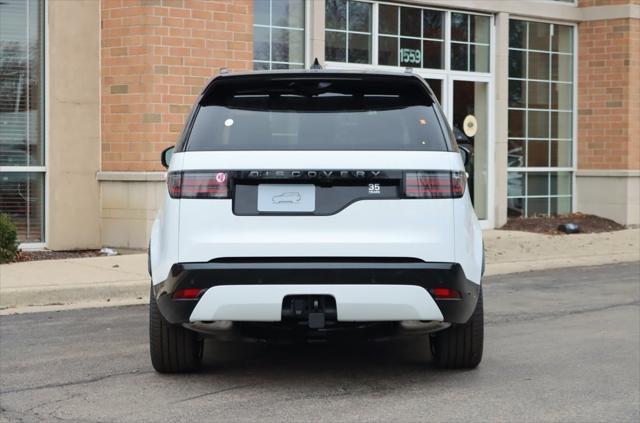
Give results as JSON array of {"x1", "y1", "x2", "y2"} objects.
[
  {"x1": 99, "y1": 0, "x2": 253, "y2": 248},
  {"x1": 576, "y1": 0, "x2": 640, "y2": 225},
  {"x1": 101, "y1": 0, "x2": 253, "y2": 172}
]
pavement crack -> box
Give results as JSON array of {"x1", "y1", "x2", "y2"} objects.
[
  {"x1": 0, "y1": 369, "x2": 153, "y2": 396},
  {"x1": 172, "y1": 383, "x2": 258, "y2": 404},
  {"x1": 487, "y1": 300, "x2": 640, "y2": 325}
]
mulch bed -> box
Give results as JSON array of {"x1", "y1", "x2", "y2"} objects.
[
  {"x1": 14, "y1": 249, "x2": 103, "y2": 263},
  {"x1": 501, "y1": 213, "x2": 626, "y2": 235}
]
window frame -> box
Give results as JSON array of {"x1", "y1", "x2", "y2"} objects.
[
  {"x1": 506, "y1": 16, "x2": 578, "y2": 217},
  {"x1": 324, "y1": 1, "x2": 493, "y2": 77},
  {"x1": 252, "y1": 0, "x2": 309, "y2": 70},
  {"x1": 0, "y1": 0, "x2": 47, "y2": 248}
]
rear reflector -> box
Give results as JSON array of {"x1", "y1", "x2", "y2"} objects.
[
  {"x1": 404, "y1": 171, "x2": 466, "y2": 199},
  {"x1": 429, "y1": 287, "x2": 462, "y2": 299},
  {"x1": 168, "y1": 171, "x2": 229, "y2": 199},
  {"x1": 173, "y1": 288, "x2": 205, "y2": 300}
]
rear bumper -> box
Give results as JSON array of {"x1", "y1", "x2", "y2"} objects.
[{"x1": 153, "y1": 260, "x2": 480, "y2": 325}]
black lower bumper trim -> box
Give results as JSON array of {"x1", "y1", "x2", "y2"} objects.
[{"x1": 153, "y1": 258, "x2": 480, "y2": 325}]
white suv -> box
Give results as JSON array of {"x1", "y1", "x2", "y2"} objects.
[{"x1": 149, "y1": 70, "x2": 484, "y2": 373}]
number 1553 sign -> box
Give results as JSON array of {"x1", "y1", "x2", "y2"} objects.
[{"x1": 400, "y1": 48, "x2": 421, "y2": 65}]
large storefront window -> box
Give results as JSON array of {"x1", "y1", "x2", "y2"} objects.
[
  {"x1": 378, "y1": 5, "x2": 444, "y2": 69},
  {"x1": 0, "y1": 0, "x2": 45, "y2": 243},
  {"x1": 326, "y1": 2, "x2": 491, "y2": 73},
  {"x1": 508, "y1": 19, "x2": 574, "y2": 217},
  {"x1": 253, "y1": 0, "x2": 305, "y2": 70}
]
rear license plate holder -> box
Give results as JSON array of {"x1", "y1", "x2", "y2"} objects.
[{"x1": 257, "y1": 184, "x2": 315, "y2": 212}]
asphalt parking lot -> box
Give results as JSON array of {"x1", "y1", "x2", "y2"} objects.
[{"x1": 1, "y1": 263, "x2": 639, "y2": 422}]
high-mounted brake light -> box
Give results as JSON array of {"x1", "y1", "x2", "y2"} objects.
[
  {"x1": 167, "y1": 171, "x2": 229, "y2": 199},
  {"x1": 404, "y1": 171, "x2": 466, "y2": 199}
]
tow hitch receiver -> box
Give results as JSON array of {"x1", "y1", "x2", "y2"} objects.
[{"x1": 282, "y1": 295, "x2": 337, "y2": 329}]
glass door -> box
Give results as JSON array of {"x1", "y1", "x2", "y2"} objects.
[{"x1": 449, "y1": 79, "x2": 490, "y2": 221}]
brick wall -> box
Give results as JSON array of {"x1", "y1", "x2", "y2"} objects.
[
  {"x1": 101, "y1": 0, "x2": 253, "y2": 172},
  {"x1": 577, "y1": 17, "x2": 640, "y2": 170}
]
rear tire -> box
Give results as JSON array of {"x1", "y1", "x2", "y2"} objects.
[
  {"x1": 149, "y1": 288, "x2": 203, "y2": 373},
  {"x1": 430, "y1": 288, "x2": 484, "y2": 369}
]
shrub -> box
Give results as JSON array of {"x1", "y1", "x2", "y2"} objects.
[{"x1": 0, "y1": 213, "x2": 19, "y2": 264}]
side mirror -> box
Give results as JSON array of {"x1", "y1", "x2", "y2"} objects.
[
  {"x1": 161, "y1": 146, "x2": 175, "y2": 168},
  {"x1": 459, "y1": 145, "x2": 471, "y2": 166}
]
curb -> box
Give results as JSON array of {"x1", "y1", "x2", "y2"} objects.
[{"x1": 2, "y1": 256, "x2": 638, "y2": 315}]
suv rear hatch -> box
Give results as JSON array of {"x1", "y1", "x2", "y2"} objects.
[{"x1": 173, "y1": 73, "x2": 463, "y2": 263}]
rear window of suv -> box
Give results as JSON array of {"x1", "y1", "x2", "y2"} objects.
[{"x1": 184, "y1": 74, "x2": 451, "y2": 152}]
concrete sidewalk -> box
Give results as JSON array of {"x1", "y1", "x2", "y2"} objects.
[{"x1": 1, "y1": 229, "x2": 639, "y2": 314}]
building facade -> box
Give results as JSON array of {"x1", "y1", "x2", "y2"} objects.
[{"x1": 0, "y1": 0, "x2": 638, "y2": 250}]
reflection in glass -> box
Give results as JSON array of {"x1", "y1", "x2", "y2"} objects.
[
  {"x1": 552, "y1": 54, "x2": 573, "y2": 82},
  {"x1": 422, "y1": 40, "x2": 442, "y2": 69},
  {"x1": 551, "y1": 83, "x2": 572, "y2": 110},
  {"x1": 528, "y1": 110, "x2": 549, "y2": 138},
  {"x1": 552, "y1": 24, "x2": 573, "y2": 53},
  {"x1": 509, "y1": 50, "x2": 526, "y2": 78},
  {"x1": 509, "y1": 20, "x2": 526, "y2": 48},
  {"x1": 378, "y1": 36, "x2": 398, "y2": 66},
  {"x1": 527, "y1": 197, "x2": 549, "y2": 216},
  {"x1": 508, "y1": 110, "x2": 525, "y2": 138},
  {"x1": 378, "y1": 4, "x2": 398, "y2": 35},
  {"x1": 528, "y1": 21, "x2": 550, "y2": 50},
  {"x1": 527, "y1": 141, "x2": 549, "y2": 167},
  {"x1": 272, "y1": 29, "x2": 304, "y2": 63},
  {"x1": 451, "y1": 43, "x2": 467, "y2": 71},
  {"x1": 325, "y1": 31, "x2": 346, "y2": 62},
  {"x1": 509, "y1": 80, "x2": 526, "y2": 108},
  {"x1": 253, "y1": 26, "x2": 269, "y2": 61},
  {"x1": 348, "y1": 0, "x2": 371, "y2": 32},
  {"x1": 348, "y1": 33, "x2": 370, "y2": 63},
  {"x1": 0, "y1": 172, "x2": 44, "y2": 242},
  {"x1": 551, "y1": 111, "x2": 572, "y2": 139},
  {"x1": 423, "y1": 10, "x2": 443, "y2": 39},
  {"x1": 451, "y1": 13, "x2": 468, "y2": 41},
  {"x1": 527, "y1": 173, "x2": 549, "y2": 196},
  {"x1": 527, "y1": 81, "x2": 550, "y2": 109},
  {"x1": 550, "y1": 172, "x2": 572, "y2": 195},
  {"x1": 528, "y1": 52, "x2": 550, "y2": 80},
  {"x1": 400, "y1": 7, "x2": 420, "y2": 37},
  {"x1": 470, "y1": 44, "x2": 489, "y2": 72},
  {"x1": 470, "y1": 15, "x2": 490, "y2": 44},
  {"x1": 508, "y1": 139, "x2": 526, "y2": 168},
  {"x1": 325, "y1": 0, "x2": 347, "y2": 30},
  {"x1": 272, "y1": 0, "x2": 305, "y2": 28},
  {"x1": 0, "y1": 0, "x2": 43, "y2": 167},
  {"x1": 550, "y1": 197, "x2": 571, "y2": 215},
  {"x1": 550, "y1": 141, "x2": 572, "y2": 167}
]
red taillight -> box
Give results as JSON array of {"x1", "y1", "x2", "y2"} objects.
[
  {"x1": 173, "y1": 288, "x2": 205, "y2": 300},
  {"x1": 429, "y1": 287, "x2": 461, "y2": 299},
  {"x1": 167, "y1": 171, "x2": 229, "y2": 199},
  {"x1": 404, "y1": 171, "x2": 466, "y2": 199}
]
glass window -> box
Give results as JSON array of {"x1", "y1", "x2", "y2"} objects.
[
  {"x1": 374, "y1": 5, "x2": 444, "y2": 70},
  {"x1": 507, "y1": 19, "x2": 574, "y2": 217},
  {"x1": 0, "y1": 0, "x2": 45, "y2": 243},
  {"x1": 253, "y1": 0, "x2": 305, "y2": 70},
  {"x1": 189, "y1": 76, "x2": 449, "y2": 151},
  {"x1": 450, "y1": 13, "x2": 490, "y2": 72},
  {"x1": 325, "y1": 0, "x2": 372, "y2": 64}
]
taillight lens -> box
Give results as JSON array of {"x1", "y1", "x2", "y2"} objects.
[
  {"x1": 167, "y1": 171, "x2": 229, "y2": 199},
  {"x1": 404, "y1": 171, "x2": 466, "y2": 199}
]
